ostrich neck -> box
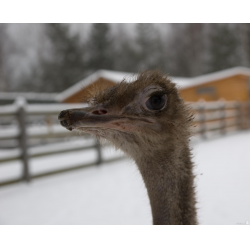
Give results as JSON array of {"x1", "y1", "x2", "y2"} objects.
[{"x1": 134, "y1": 142, "x2": 197, "y2": 225}]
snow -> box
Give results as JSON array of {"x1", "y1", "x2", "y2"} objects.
[
  {"x1": 193, "y1": 131, "x2": 250, "y2": 225},
  {"x1": 171, "y1": 76, "x2": 192, "y2": 89},
  {"x1": 182, "y1": 66, "x2": 250, "y2": 90},
  {"x1": 0, "y1": 131, "x2": 250, "y2": 224},
  {"x1": 56, "y1": 69, "x2": 190, "y2": 102},
  {"x1": 0, "y1": 92, "x2": 58, "y2": 102},
  {"x1": 0, "y1": 124, "x2": 75, "y2": 142},
  {"x1": 26, "y1": 103, "x2": 87, "y2": 113},
  {"x1": 56, "y1": 69, "x2": 135, "y2": 102}
]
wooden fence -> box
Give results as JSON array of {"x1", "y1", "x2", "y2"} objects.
[
  {"x1": 0, "y1": 98, "x2": 249, "y2": 187},
  {"x1": 0, "y1": 98, "x2": 124, "y2": 187},
  {"x1": 190, "y1": 100, "x2": 250, "y2": 138}
]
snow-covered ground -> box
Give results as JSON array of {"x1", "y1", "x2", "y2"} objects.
[{"x1": 0, "y1": 131, "x2": 250, "y2": 225}]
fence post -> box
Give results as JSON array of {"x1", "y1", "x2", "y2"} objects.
[
  {"x1": 16, "y1": 97, "x2": 30, "y2": 182},
  {"x1": 248, "y1": 99, "x2": 250, "y2": 129},
  {"x1": 248, "y1": 78, "x2": 250, "y2": 129},
  {"x1": 235, "y1": 101, "x2": 243, "y2": 130},
  {"x1": 219, "y1": 99, "x2": 226, "y2": 135},
  {"x1": 198, "y1": 100, "x2": 206, "y2": 139},
  {"x1": 95, "y1": 139, "x2": 102, "y2": 165}
]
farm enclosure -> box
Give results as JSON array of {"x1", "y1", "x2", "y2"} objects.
[{"x1": 0, "y1": 98, "x2": 250, "y2": 186}]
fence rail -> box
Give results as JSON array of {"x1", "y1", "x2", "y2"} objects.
[
  {"x1": 0, "y1": 99, "x2": 124, "y2": 187},
  {"x1": 190, "y1": 100, "x2": 249, "y2": 137},
  {"x1": 0, "y1": 98, "x2": 249, "y2": 187}
]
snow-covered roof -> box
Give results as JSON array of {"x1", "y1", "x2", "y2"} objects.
[
  {"x1": 56, "y1": 70, "x2": 136, "y2": 102},
  {"x1": 174, "y1": 66, "x2": 250, "y2": 90},
  {"x1": 56, "y1": 69, "x2": 190, "y2": 102},
  {"x1": 56, "y1": 67, "x2": 250, "y2": 102}
]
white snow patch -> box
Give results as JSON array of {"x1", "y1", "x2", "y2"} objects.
[{"x1": 0, "y1": 131, "x2": 250, "y2": 224}]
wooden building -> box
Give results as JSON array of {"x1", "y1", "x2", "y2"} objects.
[
  {"x1": 56, "y1": 70, "x2": 135, "y2": 103},
  {"x1": 56, "y1": 67, "x2": 250, "y2": 103},
  {"x1": 178, "y1": 67, "x2": 250, "y2": 102}
]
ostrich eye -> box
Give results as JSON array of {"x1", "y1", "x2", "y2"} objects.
[{"x1": 145, "y1": 94, "x2": 166, "y2": 110}]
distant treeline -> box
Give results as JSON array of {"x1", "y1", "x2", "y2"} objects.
[{"x1": 0, "y1": 23, "x2": 250, "y2": 93}]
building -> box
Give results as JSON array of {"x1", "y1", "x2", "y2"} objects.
[
  {"x1": 179, "y1": 67, "x2": 250, "y2": 102},
  {"x1": 56, "y1": 67, "x2": 250, "y2": 103}
]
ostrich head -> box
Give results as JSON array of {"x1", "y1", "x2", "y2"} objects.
[
  {"x1": 58, "y1": 70, "x2": 197, "y2": 225},
  {"x1": 58, "y1": 70, "x2": 192, "y2": 161}
]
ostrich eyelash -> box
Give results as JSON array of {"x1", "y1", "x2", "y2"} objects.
[{"x1": 147, "y1": 91, "x2": 166, "y2": 98}]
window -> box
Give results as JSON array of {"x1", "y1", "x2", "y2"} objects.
[{"x1": 197, "y1": 86, "x2": 215, "y2": 95}]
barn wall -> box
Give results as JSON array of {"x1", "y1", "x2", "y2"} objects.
[
  {"x1": 179, "y1": 75, "x2": 249, "y2": 102},
  {"x1": 63, "y1": 78, "x2": 116, "y2": 103}
]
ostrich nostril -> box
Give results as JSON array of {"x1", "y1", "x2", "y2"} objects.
[
  {"x1": 58, "y1": 110, "x2": 68, "y2": 120},
  {"x1": 92, "y1": 109, "x2": 107, "y2": 115}
]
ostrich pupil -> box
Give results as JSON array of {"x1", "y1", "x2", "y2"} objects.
[{"x1": 146, "y1": 94, "x2": 166, "y2": 110}]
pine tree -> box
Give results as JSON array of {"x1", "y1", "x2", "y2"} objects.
[
  {"x1": 238, "y1": 23, "x2": 250, "y2": 67},
  {"x1": 166, "y1": 23, "x2": 207, "y2": 77},
  {"x1": 0, "y1": 24, "x2": 7, "y2": 91},
  {"x1": 86, "y1": 23, "x2": 114, "y2": 72},
  {"x1": 134, "y1": 23, "x2": 166, "y2": 71},
  {"x1": 110, "y1": 24, "x2": 137, "y2": 72},
  {"x1": 208, "y1": 24, "x2": 240, "y2": 72},
  {"x1": 24, "y1": 24, "x2": 85, "y2": 92}
]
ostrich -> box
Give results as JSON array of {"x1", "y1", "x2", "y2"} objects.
[{"x1": 58, "y1": 70, "x2": 197, "y2": 225}]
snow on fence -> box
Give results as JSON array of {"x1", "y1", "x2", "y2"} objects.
[{"x1": 0, "y1": 98, "x2": 249, "y2": 187}]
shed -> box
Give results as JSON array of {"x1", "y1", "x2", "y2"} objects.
[
  {"x1": 178, "y1": 67, "x2": 250, "y2": 102},
  {"x1": 56, "y1": 67, "x2": 250, "y2": 103}
]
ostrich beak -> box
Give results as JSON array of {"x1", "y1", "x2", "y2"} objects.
[{"x1": 58, "y1": 107, "x2": 156, "y2": 132}]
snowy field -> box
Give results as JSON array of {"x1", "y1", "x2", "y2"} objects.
[{"x1": 0, "y1": 131, "x2": 250, "y2": 225}]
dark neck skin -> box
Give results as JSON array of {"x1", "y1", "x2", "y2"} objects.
[{"x1": 134, "y1": 144, "x2": 197, "y2": 225}]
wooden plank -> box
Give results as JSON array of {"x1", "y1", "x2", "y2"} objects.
[
  {"x1": 191, "y1": 101, "x2": 239, "y2": 111},
  {"x1": 219, "y1": 101, "x2": 226, "y2": 135},
  {"x1": 26, "y1": 103, "x2": 87, "y2": 116},
  {"x1": 0, "y1": 141, "x2": 108, "y2": 164},
  {"x1": 0, "y1": 155, "x2": 22, "y2": 164},
  {"x1": 0, "y1": 156, "x2": 126, "y2": 187},
  {"x1": 16, "y1": 98, "x2": 30, "y2": 182},
  {"x1": 31, "y1": 144, "x2": 96, "y2": 158},
  {"x1": 0, "y1": 132, "x2": 20, "y2": 140},
  {"x1": 0, "y1": 178, "x2": 23, "y2": 187},
  {"x1": 195, "y1": 118, "x2": 238, "y2": 133},
  {"x1": 198, "y1": 101, "x2": 206, "y2": 139},
  {"x1": 235, "y1": 101, "x2": 243, "y2": 130},
  {"x1": 193, "y1": 109, "x2": 238, "y2": 123},
  {"x1": 32, "y1": 156, "x2": 125, "y2": 179},
  {"x1": 28, "y1": 131, "x2": 76, "y2": 139},
  {"x1": 247, "y1": 102, "x2": 250, "y2": 129},
  {"x1": 0, "y1": 105, "x2": 18, "y2": 117},
  {"x1": 95, "y1": 139, "x2": 102, "y2": 165}
]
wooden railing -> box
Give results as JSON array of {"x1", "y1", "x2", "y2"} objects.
[
  {"x1": 0, "y1": 98, "x2": 124, "y2": 187},
  {"x1": 0, "y1": 98, "x2": 249, "y2": 187},
  {"x1": 190, "y1": 100, "x2": 250, "y2": 138}
]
